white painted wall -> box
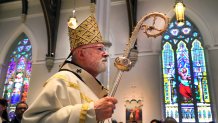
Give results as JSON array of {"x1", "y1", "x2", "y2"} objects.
[{"x1": 0, "y1": 0, "x2": 218, "y2": 122}]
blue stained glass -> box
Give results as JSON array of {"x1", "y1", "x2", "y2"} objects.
[
  {"x1": 12, "y1": 51, "x2": 16, "y2": 55},
  {"x1": 25, "y1": 45, "x2": 32, "y2": 51},
  {"x1": 162, "y1": 43, "x2": 176, "y2": 105},
  {"x1": 11, "y1": 72, "x2": 23, "y2": 104},
  {"x1": 17, "y1": 46, "x2": 24, "y2": 52},
  {"x1": 193, "y1": 32, "x2": 198, "y2": 37},
  {"x1": 178, "y1": 35, "x2": 185, "y2": 39},
  {"x1": 23, "y1": 39, "x2": 28, "y2": 44},
  {"x1": 173, "y1": 39, "x2": 178, "y2": 44},
  {"x1": 181, "y1": 106, "x2": 195, "y2": 122},
  {"x1": 26, "y1": 61, "x2": 32, "y2": 77},
  {"x1": 167, "y1": 40, "x2": 171, "y2": 43},
  {"x1": 164, "y1": 35, "x2": 170, "y2": 40},
  {"x1": 170, "y1": 29, "x2": 179, "y2": 36},
  {"x1": 25, "y1": 54, "x2": 29, "y2": 58},
  {"x1": 16, "y1": 54, "x2": 21, "y2": 59},
  {"x1": 177, "y1": 42, "x2": 193, "y2": 104},
  {"x1": 2, "y1": 34, "x2": 32, "y2": 120},
  {"x1": 5, "y1": 61, "x2": 16, "y2": 81},
  {"x1": 169, "y1": 23, "x2": 174, "y2": 28},
  {"x1": 182, "y1": 27, "x2": 191, "y2": 34},
  {"x1": 162, "y1": 17, "x2": 213, "y2": 122},
  {"x1": 18, "y1": 41, "x2": 22, "y2": 45},
  {"x1": 9, "y1": 58, "x2": 14, "y2": 63},
  {"x1": 186, "y1": 20, "x2": 192, "y2": 26},
  {"x1": 185, "y1": 38, "x2": 190, "y2": 43},
  {"x1": 17, "y1": 57, "x2": 26, "y2": 71}
]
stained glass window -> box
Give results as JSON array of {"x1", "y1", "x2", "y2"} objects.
[
  {"x1": 2, "y1": 33, "x2": 32, "y2": 119},
  {"x1": 161, "y1": 17, "x2": 213, "y2": 122}
]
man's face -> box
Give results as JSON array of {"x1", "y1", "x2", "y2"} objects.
[
  {"x1": 81, "y1": 43, "x2": 109, "y2": 76},
  {"x1": 15, "y1": 103, "x2": 28, "y2": 119}
]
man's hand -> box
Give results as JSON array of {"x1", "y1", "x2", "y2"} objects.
[{"x1": 94, "y1": 97, "x2": 118, "y2": 121}]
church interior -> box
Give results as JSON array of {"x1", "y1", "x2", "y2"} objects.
[{"x1": 0, "y1": 0, "x2": 218, "y2": 122}]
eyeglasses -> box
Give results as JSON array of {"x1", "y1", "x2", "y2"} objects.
[{"x1": 82, "y1": 46, "x2": 106, "y2": 52}]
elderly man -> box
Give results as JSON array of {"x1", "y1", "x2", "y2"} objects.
[{"x1": 22, "y1": 15, "x2": 117, "y2": 123}]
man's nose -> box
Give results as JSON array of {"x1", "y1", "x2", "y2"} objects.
[{"x1": 102, "y1": 51, "x2": 109, "y2": 57}]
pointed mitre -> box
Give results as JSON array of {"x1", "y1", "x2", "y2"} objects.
[{"x1": 68, "y1": 15, "x2": 104, "y2": 50}]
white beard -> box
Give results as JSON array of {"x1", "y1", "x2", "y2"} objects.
[{"x1": 97, "y1": 58, "x2": 107, "y2": 73}]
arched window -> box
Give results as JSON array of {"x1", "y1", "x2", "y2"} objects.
[
  {"x1": 2, "y1": 33, "x2": 32, "y2": 119},
  {"x1": 161, "y1": 17, "x2": 213, "y2": 122}
]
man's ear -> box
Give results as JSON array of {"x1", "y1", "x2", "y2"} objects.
[{"x1": 77, "y1": 49, "x2": 86, "y2": 60}]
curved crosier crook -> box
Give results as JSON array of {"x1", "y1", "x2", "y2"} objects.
[
  {"x1": 110, "y1": 12, "x2": 169, "y2": 97},
  {"x1": 100, "y1": 11, "x2": 169, "y2": 123}
]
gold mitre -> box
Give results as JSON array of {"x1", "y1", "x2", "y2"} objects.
[{"x1": 68, "y1": 15, "x2": 104, "y2": 50}]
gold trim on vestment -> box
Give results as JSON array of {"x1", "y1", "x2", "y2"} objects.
[
  {"x1": 79, "y1": 103, "x2": 89, "y2": 123},
  {"x1": 80, "y1": 93, "x2": 93, "y2": 103},
  {"x1": 60, "y1": 63, "x2": 108, "y2": 98}
]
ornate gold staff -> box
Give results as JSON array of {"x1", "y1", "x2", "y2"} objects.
[{"x1": 110, "y1": 12, "x2": 169, "y2": 97}]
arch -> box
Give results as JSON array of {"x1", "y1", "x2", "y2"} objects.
[
  {"x1": 166, "y1": 8, "x2": 215, "y2": 48},
  {"x1": 0, "y1": 23, "x2": 38, "y2": 64},
  {"x1": 161, "y1": 15, "x2": 214, "y2": 122},
  {"x1": 1, "y1": 32, "x2": 33, "y2": 120}
]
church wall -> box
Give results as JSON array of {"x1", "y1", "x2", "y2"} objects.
[
  {"x1": 207, "y1": 49, "x2": 218, "y2": 121},
  {"x1": 0, "y1": 20, "x2": 21, "y2": 61},
  {"x1": 24, "y1": 16, "x2": 47, "y2": 61},
  {"x1": 109, "y1": 1, "x2": 129, "y2": 56},
  {"x1": 0, "y1": 15, "x2": 46, "y2": 63}
]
